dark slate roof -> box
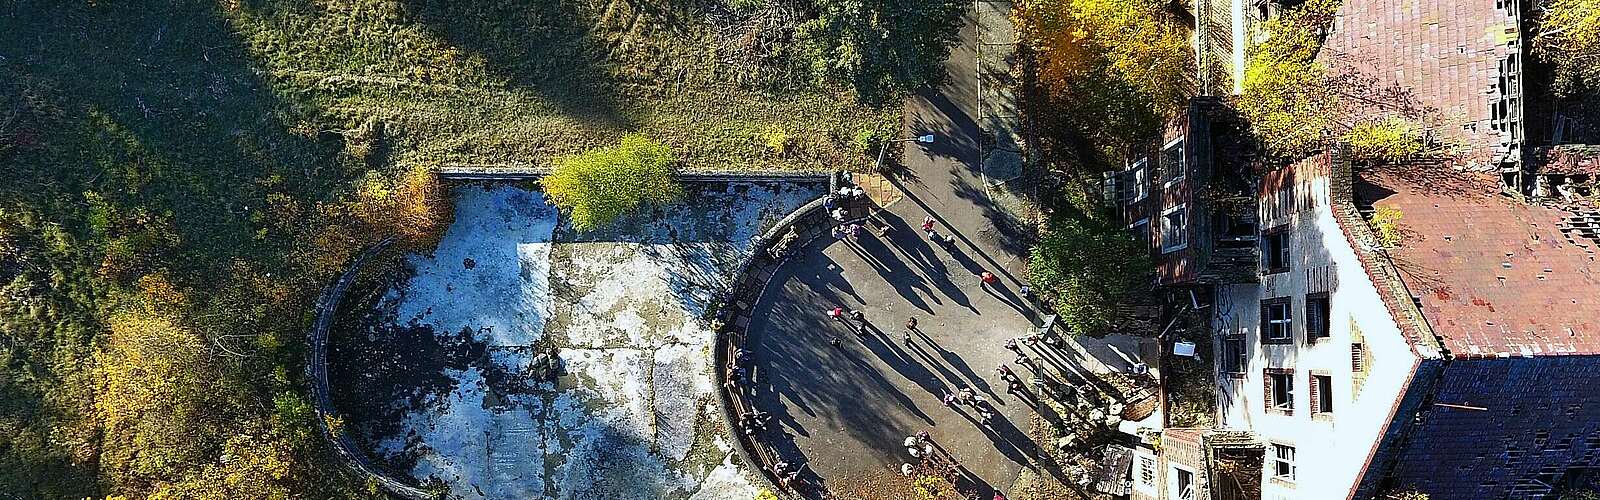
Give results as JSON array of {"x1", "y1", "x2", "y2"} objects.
[
  {"x1": 1358, "y1": 170, "x2": 1600, "y2": 357},
  {"x1": 1385, "y1": 357, "x2": 1600, "y2": 498},
  {"x1": 1318, "y1": 0, "x2": 1521, "y2": 166}
]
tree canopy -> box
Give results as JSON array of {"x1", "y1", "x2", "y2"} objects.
[
  {"x1": 1534, "y1": 0, "x2": 1600, "y2": 97},
  {"x1": 798, "y1": 0, "x2": 969, "y2": 105},
  {"x1": 543, "y1": 135, "x2": 684, "y2": 232},
  {"x1": 1236, "y1": 0, "x2": 1435, "y2": 163},
  {"x1": 1017, "y1": 0, "x2": 1195, "y2": 163},
  {"x1": 1028, "y1": 207, "x2": 1153, "y2": 337}
]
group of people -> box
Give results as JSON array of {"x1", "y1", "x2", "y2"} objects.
[{"x1": 941, "y1": 385, "x2": 999, "y2": 426}]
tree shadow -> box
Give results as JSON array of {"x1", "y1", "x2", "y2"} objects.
[{"x1": 400, "y1": 0, "x2": 638, "y2": 129}]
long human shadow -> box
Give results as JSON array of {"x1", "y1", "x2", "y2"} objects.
[
  {"x1": 849, "y1": 233, "x2": 940, "y2": 313},
  {"x1": 401, "y1": 0, "x2": 637, "y2": 129},
  {"x1": 868, "y1": 216, "x2": 978, "y2": 313},
  {"x1": 747, "y1": 252, "x2": 941, "y2": 476},
  {"x1": 888, "y1": 174, "x2": 1030, "y2": 289}
]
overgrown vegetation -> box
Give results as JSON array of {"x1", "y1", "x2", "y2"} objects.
[
  {"x1": 1028, "y1": 193, "x2": 1154, "y2": 337},
  {"x1": 1533, "y1": 0, "x2": 1600, "y2": 98},
  {"x1": 0, "y1": 0, "x2": 964, "y2": 496},
  {"x1": 544, "y1": 135, "x2": 683, "y2": 231},
  {"x1": 1017, "y1": 0, "x2": 1195, "y2": 164},
  {"x1": 799, "y1": 0, "x2": 969, "y2": 105},
  {"x1": 1014, "y1": 0, "x2": 1171, "y2": 337},
  {"x1": 1236, "y1": 0, "x2": 1435, "y2": 163},
  {"x1": 1369, "y1": 206, "x2": 1406, "y2": 249}
]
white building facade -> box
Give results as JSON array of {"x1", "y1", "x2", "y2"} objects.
[{"x1": 1211, "y1": 157, "x2": 1421, "y2": 499}]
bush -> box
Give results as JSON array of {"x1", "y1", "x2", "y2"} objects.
[
  {"x1": 1533, "y1": 0, "x2": 1600, "y2": 97},
  {"x1": 1028, "y1": 211, "x2": 1153, "y2": 336},
  {"x1": 1369, "y1": 207, "x2": 1405, "y2": 249},
  {"x1": 543, "y1": 135, "x2": 683, "y2": 231},
  {"x1": 799, "y1": 0, "x2": 968, "y2": 105},
  {"x1": 760, "y1": 126, "x2": 791, "y2": 156},
  {"x1": 1344, "y1": 118, "x2": 1427, "y2": 163}
]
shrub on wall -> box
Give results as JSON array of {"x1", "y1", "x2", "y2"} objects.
[{"x1": 543, "y1": 135, "x2": 683, "y2": 231}]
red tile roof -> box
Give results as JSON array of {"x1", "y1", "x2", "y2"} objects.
[
  {"x1": 1319, "y1": 0, "x2": 1521, "y2": 165},
  {"x1": 1359, "y1": 170, "x2": 1600, "y2": 357}
]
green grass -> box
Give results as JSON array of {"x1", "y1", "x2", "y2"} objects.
[
  {"x1": 0, "y1": 0, "x2": 934, "y2": 496},
  {"x1": 224, "y1": 0, "x2": 898, "y2": 172}
]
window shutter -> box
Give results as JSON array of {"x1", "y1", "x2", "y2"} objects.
[
  {"x1": 1309, "y1": 376, "x2": 1321, "y2": 414},
  {"x1": 1263, "y1": 369, "x2": 1274, "y2": 411},
  {"x1": 1260, "y1": 304, "x2": 1270, "y2": 339},
  {"x1": 1352, "y1": 343, "x2": 1365, "y2": 372},
  {"x1": 1284, "y1": 375, "x2": 1294, "y2": 416}
]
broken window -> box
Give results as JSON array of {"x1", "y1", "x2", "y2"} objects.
[
  {"x1": 1306, "y1": 292, "x2": 1330, "y2": 340},
  {"x1": 1160, "y1": 138, "x2": 1185, "y2": 186},
  {"x1": 1162, "y1": 206, "x2": 1189, "y2": 253},
  {"x1": 1173, "y1": 467, "x2": 1196, "y2": 500},
  {"x1": 1130, "y1": 219, "x2": 1151, "y2": 252},
  {"x1": 1131, "y1": 158, "x2": 1149, "y2": 202},
  {"x1": 1272, "y1": 444, "x2": 1296, "y2": 481},
  {"x1": 1310, "y1": 374, "x2": 1333, "y2": 415},
  {"x1": 1222, "y1": 335, "x2": 1247, "y2": 376},
  {"x1": 1265, "y1": 369, "x2": 1294, "y2": 414},
  {"x1": 1262, "y1": 226, "x2": 1290, "y2": 273},
  {"x1": 1261, "y1": 297, "x2": 1292, "y2": 343}
]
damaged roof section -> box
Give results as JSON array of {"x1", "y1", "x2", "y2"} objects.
[
  {"x1": 1318, "y1": 0, "x2": 1525, "y2": 168},
  {"x1": 1385, "y1": 357, "x2": 1600, "y2": 497},
  {"x1": 1357, "y1": 169, "x2": 1600, "y2": 358}
]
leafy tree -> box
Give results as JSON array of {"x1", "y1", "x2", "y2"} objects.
[
  {"x1": 798, "y1": 0, "x2": 968, "y2": 105},
  {"x1": 543, "y1": 135, "x2": 683, "y2": 231},
  {"x1": 1017, "y1": 0, "x2": 1194, "y2": 163},
  {"x1": 1028, "y1": 210, "x2": 1153, "y2": 337},
  {"x1": 1236, "y1": 0, "x2": 1436, "y2": 163},
  {"x1": 1344, "y1": 118, "x2": 1427, "y2": 163},
  {"x1": 1533, "y1": 0, "x2": 1600, "y2": 97}
]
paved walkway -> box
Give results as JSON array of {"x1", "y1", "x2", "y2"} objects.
[{"x1": 744, "y1": 4, "x2": 1050, "y2": 496}]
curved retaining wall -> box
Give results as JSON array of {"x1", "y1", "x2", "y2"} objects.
[
  {"x1": 714, "y1": 172, "x2": 876, "y2": 497},
  {"x1": 309, "y1": 172, "x2": 857, "y2": 499},
  {"x1": 305, "y1": 238, "x2": 434, "y2": 500}
]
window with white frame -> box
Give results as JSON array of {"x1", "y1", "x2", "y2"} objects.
[
  {"x1": 1271, "y1": 444, "x2": 1296, "y2": 482},
  {"x1": 1130, "y1": 218, "x2": 1151, "y2": 252},
  {"x1": 1160, "y1": 138, "x2": 1185, "y2": 187},
  {"x1": 1261, "y1": 297, "x2": 1292, "y2": 343},
  {"x1": 1131, "y1": 158, "x2": 1149, "y2": 201},
  {"x1": 1171, "y1": 465, "x2": 1196, "y2": 500},
  {"x1": 1161, "y1": 206, "x2": 1188, "y2": 253}
]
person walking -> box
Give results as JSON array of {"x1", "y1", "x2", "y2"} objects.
[
  {"x1": 921, "y1": 216, "x2": 936, "y2": 239},
  {"x1": 828, "y1": 307, "x2": 845, "y2": 321},
  {"x1": 831, "y1": 226, "x2": 845, "y2": 241},
  {"x1": 979, "y1": 271, "x2": 999, "y2": 289},
  {"x1": 846, "y1": 222, "x2": 862, "y2": 240},
  {"x1": 849, "y1": 309, "x2": 868, "y2": 335}
]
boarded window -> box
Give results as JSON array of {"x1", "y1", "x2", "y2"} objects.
[{"x1": 1352, "y1": 342, "x2": 1366, "y2": 372}]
